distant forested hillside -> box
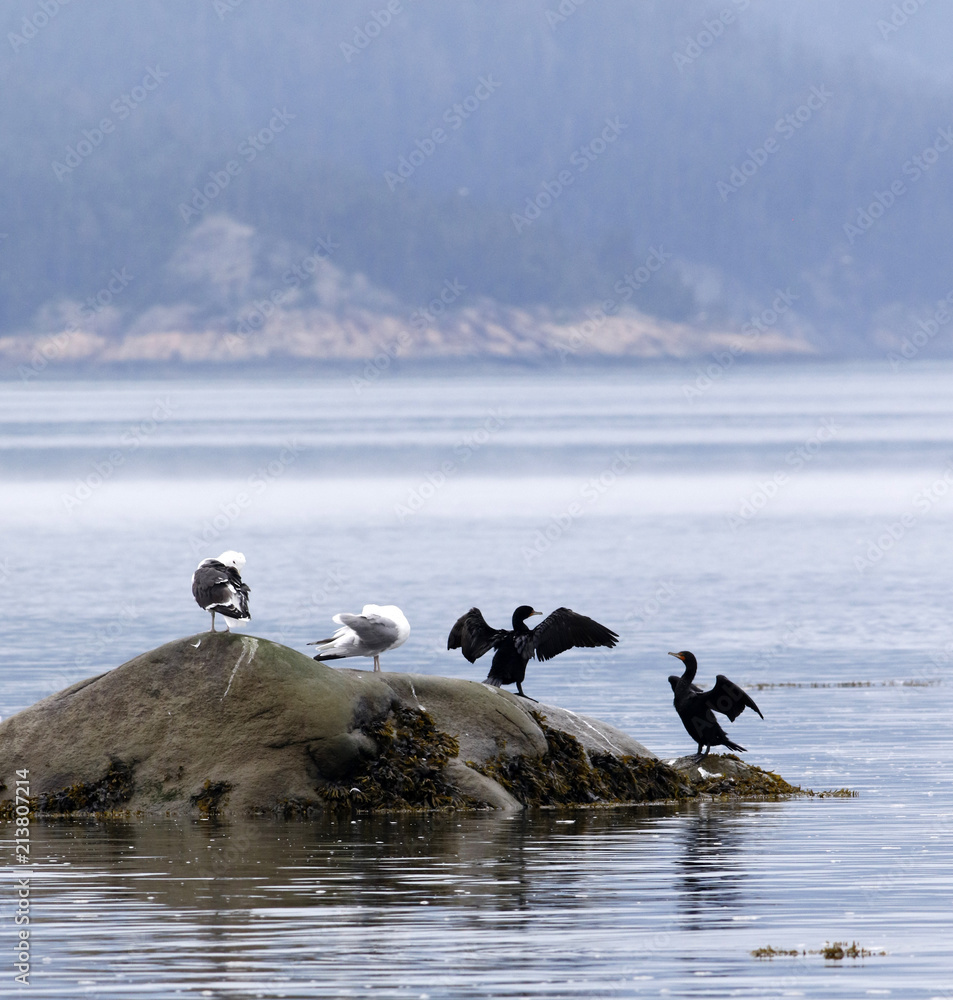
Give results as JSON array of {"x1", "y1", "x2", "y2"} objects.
[{"x1": 2, "y1": 0, "x2": 952, "y2": 358}]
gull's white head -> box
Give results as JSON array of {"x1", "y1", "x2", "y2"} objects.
[{"x1": 216, "y1": 550, "x2": 246, "y2": 571}]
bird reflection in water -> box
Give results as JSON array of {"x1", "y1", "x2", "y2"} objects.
[{"x1": 673, "y1": 806, "x2": 750, "y2": 929}]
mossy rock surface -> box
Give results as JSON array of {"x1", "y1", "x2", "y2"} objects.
[
  {"x1": 0, "y1": 634, "x2": 803, "y2": 817},
  {"x1": 667, "y1": 754, "x2": 805, "y2": 798}
]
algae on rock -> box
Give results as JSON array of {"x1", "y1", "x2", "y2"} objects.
[
  {"x1": 317, "y1": 705, "x2": 479, "y2": 812},
  {"x1": 470, "y1": 711, "x2": 686, "y2": 806},
  {"x1": 0, "y1": 633, "x2": 807, "y2": 817}
]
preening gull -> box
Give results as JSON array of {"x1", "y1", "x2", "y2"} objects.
[
  {"x1": 448, "y1": 605, "x2": 619, "y2": 701},
  {"x1": 308, "y1": 604, "x2": 410, "y2": 671},
  {"x1": 667, "y1": 650, "x2": 763, "y2": 760},
  {"x1": 191, "y1": 551, "x2": 251, "y2": 632}
]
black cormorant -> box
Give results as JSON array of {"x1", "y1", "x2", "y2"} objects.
[
  {"x1": 448, "y1": 605, "x2": 619, "y2": 699},
  {"x1": 192, "y1": 550, "x2": 251, "y2": 632},
  {"x1": 668, "y1": 650, "x2": 763, "y2": 760}
]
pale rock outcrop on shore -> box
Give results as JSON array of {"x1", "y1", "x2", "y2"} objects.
[{"x1": 0, "y1": 299, "x2": 815, "y2": 369}]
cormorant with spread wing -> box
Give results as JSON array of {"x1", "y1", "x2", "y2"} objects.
[
  {"x1": 668, "y1": 650, "x2": 763, "y2": 760},
  {"x1": 448, "y1": 605, "x2": 619, "y2": 700}
]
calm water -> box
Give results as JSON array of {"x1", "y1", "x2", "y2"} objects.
[{"x1": 1, "y1": 362, "x2": 952, "y2": 997}]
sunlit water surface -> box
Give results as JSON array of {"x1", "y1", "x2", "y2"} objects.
[{"x1": 1, "y1": 363, "x2": 952, "y2": 997}]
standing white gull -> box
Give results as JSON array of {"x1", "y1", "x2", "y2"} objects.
[
  {"x1": 308, "y1": 604, "x2": 410, "y2": 671},
  {"x1": 191, "y1": 551, "x2": 251, "y2": 632}
]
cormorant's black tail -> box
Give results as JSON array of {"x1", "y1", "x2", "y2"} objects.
[
  {"x1": 721, "y1": 737, "x2": 747, "y2": 753},
  {"x1": 484, "y1": 675, "x2": 503, "y2": 687}
]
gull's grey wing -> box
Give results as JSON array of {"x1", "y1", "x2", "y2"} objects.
[{"x1": 336, "y1": 612, "x2": 401, "y2": 649}]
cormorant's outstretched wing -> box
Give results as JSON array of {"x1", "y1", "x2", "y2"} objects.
[
  {"x1": 447, "y1": 607, "x2": 506, "y2": 663},
  {"x1": 705, "y1": 675, "x2": 763, "y2": 721},
  {"x1": 530, "y1": 608, "x2": 619, "y2": 662}
]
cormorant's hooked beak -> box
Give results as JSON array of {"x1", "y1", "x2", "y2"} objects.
[
  {"x1": 529, "y1": 609, "x2": 543, "y2": 617},
  {"x1": 668, "y1": 651, "x2": 685, "y2": 661}
]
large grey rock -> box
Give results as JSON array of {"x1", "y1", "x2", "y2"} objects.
[{"x1": 0, "y1": 633, "x2": 793, "y2": 817}]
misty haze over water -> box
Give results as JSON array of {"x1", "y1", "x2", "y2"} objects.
[{"x1": 3, "y1": 0, "x2": 953, "y2": 367}]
